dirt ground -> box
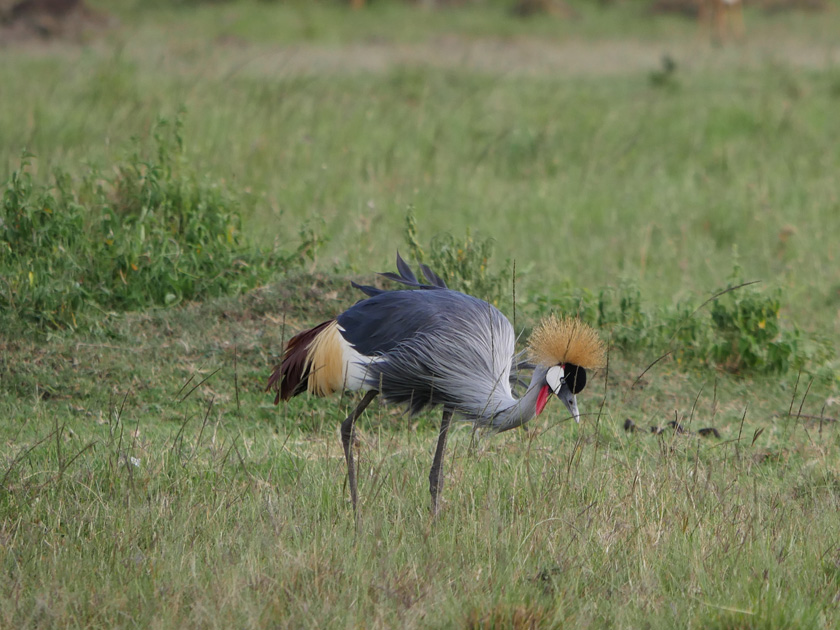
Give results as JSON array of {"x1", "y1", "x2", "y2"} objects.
[
  {"x1": 218, "y1": 35, "x2": 839, "y2": 78},
  {"x1": 0, "y1": 0, "x2": 112, "y2": 43},
  {"x1": 1, "y1": 1, "x2": 838, "y2": 78}
]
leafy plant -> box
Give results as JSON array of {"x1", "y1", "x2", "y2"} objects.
[
  {"x1": 708, "y1": 284, "x2": 793, "y2": 372},
  {"x1": 667, "y1": 270, "x2": 829, "y2": 375},
  {"x1": 403, "y1": 210, "x2": 509, "y2": 307},
  {"x1": 0, "y1": 113, "x2": 321, "y2": 333},
  {"x1": 1, "y1": 159, "x2": 89, "y2": 329},
  {"x1": 528, "y1": 271, "x2": 835, "y2": 377}
]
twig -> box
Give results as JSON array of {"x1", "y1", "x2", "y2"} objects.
[
  {"x1": 175, "y1": 374, "x2": 195, "y2": 401},
  {"x1": 170, "y1": 407, "x2": 193, "y2": 462},
  {"x1": 54, "y1": 414, "x2": 64, "y2": 479},
  {"x1": 735, "y1": 405, "x2": 748, "y2": 462},
  {"x1": 512, "y1": 259, "x2": 517, "y2": 333},
  {"x1": 191, "y1": 395, "x2": 215, "y2": 462},
  {"x1": 630, "y1": 351, "x2": 672, "y2": 391},
  {"x1": 711, "y1": 376, "x2": 718, "y2": 426},
  {"x1": 603, "y1": 334, "x2": 611, "y2": 398},
  {"x1": 1, "y1": 428, "x2": 60, "y2": 489},
  {"x1": 230, "y1": 433, "x2": 252, "y2": 479},
  {"x1": 234, "y1": 342, "x2": 241, "y2": 414},
  {"x1": 667, "y1": 280, "x2": 761, "y2": 346},
  {"x1": 688, "y1": 383, "x2": 705, "y2": 431},
  {"x1": 788, "y1": 369, "x2": 802, "y2": 417},
  {"x1": 179, "y1": 367, "x2": 222, "y2": 403},
  {"x1": 57, "y1": 441, "x2": 97, "y2": 481},
  {"x1": 793, "y1": 376, "x2": 814, "y2": 445},
  {"x1": 818, "y1": 402, "x2": 828, "y2": 438},
  {"x1": 795, "y1": 376, "x2": 813, "y2": 420}
]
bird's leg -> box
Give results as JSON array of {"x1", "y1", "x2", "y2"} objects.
[
  {"x1": 428, "y1": 407, "x2": 453, "y2": 517},
  {"x1": 340, "y1": 390, "x2": 378, "y2": 517}
]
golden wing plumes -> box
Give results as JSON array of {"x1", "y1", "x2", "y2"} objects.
[{"x1": 528, "y1": 315, "x2": 606, "y2": 369}]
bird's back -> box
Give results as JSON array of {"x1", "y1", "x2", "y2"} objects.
[{"x1": 339, "y1": 289, "x2": 516, "y2": 418}]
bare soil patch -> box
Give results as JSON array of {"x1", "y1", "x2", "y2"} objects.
[{"x1": 0, "y1": 0, "x2": 112, "y2": 43}]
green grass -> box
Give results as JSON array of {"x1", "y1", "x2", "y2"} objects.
[
  {"x1": 3, "y1": 6, "x2": 840, "y2": 331},
  {"x1": 2, "y1": 293, "x2": 838, "y2": 628},
  {"x1": 2, "y1": 1, "x2": 840, "y2": 627}
]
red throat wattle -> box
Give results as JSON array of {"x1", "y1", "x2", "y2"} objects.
[{"x1": 536, "y1": 385, "x2": 550, "y2": 416}]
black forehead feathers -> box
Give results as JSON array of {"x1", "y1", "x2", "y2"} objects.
[{"x1": 563, "y1": 363, "x2": 587, "y2": 394}]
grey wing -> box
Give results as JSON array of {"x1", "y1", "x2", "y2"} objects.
[
  {"x1": 337, "y1": 289, "x2": 516, "y2": 417},
  {"x1": 337, "y1": 290, "x2": 447, "y2": 355}
]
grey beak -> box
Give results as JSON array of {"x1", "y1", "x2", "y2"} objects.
[{"x1": 556, "y1": 380, "x2": 580, "y2": 423}]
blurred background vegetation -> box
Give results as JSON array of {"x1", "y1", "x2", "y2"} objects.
[
  {"x1": 2, "y1": 3, "x2": 840, "y2": 629},
  {"x1": 2, "y1": 0, "x2": 839, "y2": 376}
]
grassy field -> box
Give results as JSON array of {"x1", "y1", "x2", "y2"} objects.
[{"x1": 2, "y1": 1, "x2": 840, "y2": 628}]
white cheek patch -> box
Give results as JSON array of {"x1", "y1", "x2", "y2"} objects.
[{"x1": 546, "y1": 365, "x2": 565, "y2": 395}]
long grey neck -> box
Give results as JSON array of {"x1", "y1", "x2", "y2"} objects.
[{"x1": 491, "y1": 365, "x2": 548, "y2": 433}]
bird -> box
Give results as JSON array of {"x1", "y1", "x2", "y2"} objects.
[{"x1": 267, "y1": 253, "x2": 606, "y2": 517}]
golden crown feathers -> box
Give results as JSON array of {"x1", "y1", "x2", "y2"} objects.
[{"x1": 528, "y1": 315, "x2": 607, "y2": 369}]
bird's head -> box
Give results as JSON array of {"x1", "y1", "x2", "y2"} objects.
[{"x1": 529, "y1": 316, "x2": 606, "y2": 422}]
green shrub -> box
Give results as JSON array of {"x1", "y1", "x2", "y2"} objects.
[
  {"x1": 530, "y1": 272, "x2": 835, "y2": 377},
  {"x1": 1, "y1": 161, "x2": 88, "y2": 329},
  {"x1": 407, "y1": 216, "x2": 835, "y2": 377},
  {"x1": 0, "y1": 114, "x2": 320, "y2": 333},
  {"x1": 706, "y1": 284, "x2": 791, "y2": 372},
  {"x1": 398, "y1": 215, "x2": 829, "y2": 377},
  {"x1": 403, "y1": 210, "x2": 509, "y2": 307}
]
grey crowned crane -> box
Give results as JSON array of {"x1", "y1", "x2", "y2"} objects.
[{"x1": 267, "y1": 254, "x2": 605, "y2": 516}]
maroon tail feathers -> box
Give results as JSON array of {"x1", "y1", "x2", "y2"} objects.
[{"x1": 266, "y1": 320, "x2": 334, "y2": 405}]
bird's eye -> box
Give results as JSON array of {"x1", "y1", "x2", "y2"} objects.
[{"x1": 564, "y1": 364, "x2": 587, "y2": 394}]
